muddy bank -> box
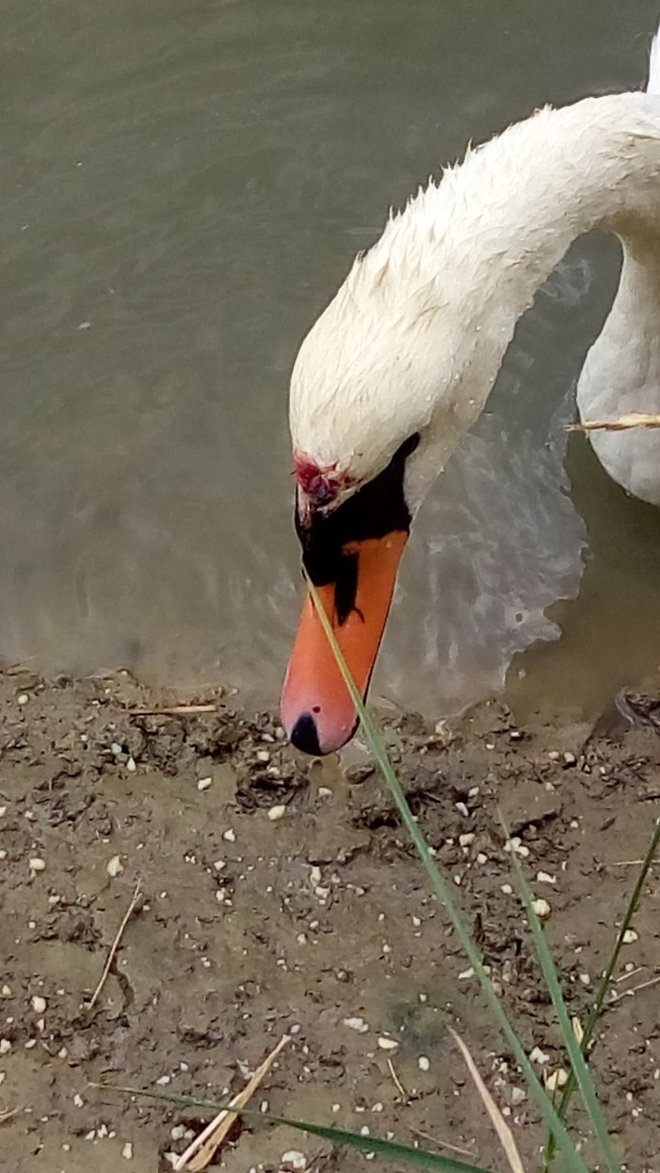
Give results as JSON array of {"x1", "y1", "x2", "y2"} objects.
[{"x1": 0, "y1": 667, "x2": 658, "y2": 1172}]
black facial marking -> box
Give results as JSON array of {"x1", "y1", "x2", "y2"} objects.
[{"x1": 295, "y1": 432, "x2": 420, "y2": 621}]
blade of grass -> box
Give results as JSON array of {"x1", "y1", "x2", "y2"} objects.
[
  {"x1": 502, "y1": 820, "x2": 620, "y2": 1173},
  {"x1": 304, "y1": 574, "x2": 588, "y2": 1173},
  {"x1": 95, "y1": 1082, "x2": 495, "y2": 1172},
  {"x1": 546, "y1": 817, "x2": 660, "y2": 1168}
]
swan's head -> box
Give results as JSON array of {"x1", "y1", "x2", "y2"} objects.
[{"x1": 280, "y1": 234, "x2": 466, "y2": 756}]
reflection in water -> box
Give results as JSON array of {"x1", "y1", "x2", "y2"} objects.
[{"x1": 2, "y1": 1, "x2": 660, "y2": 717}]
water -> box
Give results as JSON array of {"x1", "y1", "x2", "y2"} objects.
[{"x1": 3, "y1": 0, "x2": 660, "y2": 719}]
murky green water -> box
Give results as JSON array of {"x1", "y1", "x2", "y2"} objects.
[{"x1": 3, "y1": 0, "x2": 660, "y2": 717}]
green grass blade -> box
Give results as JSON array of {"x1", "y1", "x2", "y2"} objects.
[
  {"x1": 97, "y1": 1082, "x2": 496, "y2": 1172},
  {"x1": 546, "y1": 816, "x2": 660, "y2": 1168},
  {"x1": 503, "y1": 821, "x2": 621, "y2": 1173},
  {"x1": 305, "y1": 575, "x2": 588, "y2": 1173}
]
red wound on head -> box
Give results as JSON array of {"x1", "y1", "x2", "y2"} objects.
[{"x1": 294, "y1": 453, "x2": 344, "y2": 507}]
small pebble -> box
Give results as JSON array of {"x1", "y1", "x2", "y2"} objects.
[
  {"x1": 126, "y1": 756, "x2": 137, "y2": 773},
  {"x1": 377, "y1": 1037, "x2": 398, "y2": 1051},
  {"x1": 529, "y1": 1046, "x2": 550, "y2": 1065},
  {"x1": 532, "y1": 898, "x2": 551, "y2": 919},
  {"x1": 73, "y1": 1093, "x2": 84, "y2": 1107},
  {"x1": 17, "y1": 693, "x2": 29, "y2": 705},
  {"x1": 29, "y1": 858, "x2": 46, "y2": 873},
  {"x1": 122, "y1": 1142, "x2": 133, "y2": 1160},
  {"x1": 458, "y1": 967, "x2": 475, "y2": 980},
  {"x1": 107, "y1": 855, "x2": 123, "y2": 878},
  {"x1": 267, "y1": 805, "x2": 286, "y2": 821},
  {"x1": 110, "y1": 742, "x2": 123, "y2": 756},
  {"x1": 281, "y1": 1152, "x2": 307, "y2": 1171},
  {"x1": 622, "y1": 929, "x2": 638, "y2": 944},
  {"x1": 222, "y1": 829, "x2": 236, "y2": 842},
  {"x1": 197, "y1": 777, "x2": 212, "y2": 792},
  {"x1": 536, "y1": 871, "x2": 556, "y2": 885},
  {"x1": 546, "y1": 1069, "x2": 569, "y2": 1092},
  {"x1": 418, "y1": 1056, "x2": 430, "y2": 1072},
  {"x1": 459, "y1": 833, "x2": 475, "y2": 847},
  {"x1": 31, "y1": 996, "x2": 47, "y2": 1014},
  {"x1": 318, "y1": 787, "x2": 333, "y2": 798},
  {"x1": 511, "y1": 1086, "x2": 527, "y2": 1106},
  {"x1": 0, "y1": 1039, "x2": 11, "y2": 1056},
  {"x1": 563, "y1": 752, "x2": 577, "y2": 766},
  {"x1": 343, "y1": 1016, "x2": 369, "y2": 1033}
]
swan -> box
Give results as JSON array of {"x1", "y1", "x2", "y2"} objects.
[{"x1": 281, "y1": 22, "x2": 660, "y2": 756}]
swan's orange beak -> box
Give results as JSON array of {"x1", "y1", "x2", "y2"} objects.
[{"x1": 280, "y1": 531, "x2": 407, "y2": 755}]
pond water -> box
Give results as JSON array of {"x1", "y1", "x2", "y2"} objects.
[{"x1": 3, "y1": 0, "x2": 660, "y2": 718}]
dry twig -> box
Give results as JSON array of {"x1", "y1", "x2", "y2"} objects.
[
  {"x1": 385, "y1": 1056, "x2": 409, "y2": 1101},
  {"x1": 621, "y1": 973, "x2": 660, "y2": 999},
  {"x1": 408, "y1": 1125, "x2": 475, "y2": 1159},
  {"x1": 128, "y1": 704, "x2": 217, "y2": 717},
  {"x1": 88, "y1": 880, "x2": 141, "y2": 1010},
  {"x1": 174, "y1": 1034, "x2": 289, "y2": 1172},
  {"x1": 450, "y1": 1028, "x2": 525, "y2": 1173},
  {"x1": 570, "y1": 412, "x2": 660, "y2": 433},
  {"x1": 0, "y1": 1107, "x2": 21, "y2": 1126}
]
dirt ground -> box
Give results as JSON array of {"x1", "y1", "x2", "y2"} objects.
[{"x1": 0, "y1": 667, "x2": 658, "y2": 1173}]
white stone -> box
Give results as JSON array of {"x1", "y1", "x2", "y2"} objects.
[
  {"x1": 29, "y1": 858, "x2": 46, "y2": 873},
  {"x1": 418, "y1": 1055, "x2": 430, "y2": 1071},
  {"x1": 197, "y1": 776, "x2": 212, "y2": 791},
  {"x1": 377, "y1": 1037, "x2": 398, "y2": 1051},
  {"x1": 267, "y1": 805, "x2": 286, "y2": 821},
  {"x1": 546, "y1": 1069, "x2": 569, "y2": 1092},
  {"x1": 343, "y1": 1016, "x2": 368, "y2": 1033},
  {"x1": 107, "y1": 855, "x2": 123, "y2": 878},
  {"x1": 529, "y1": 1046, "x2": 550, "y2": 1065},
  {"x1": 281, "y1": 1153, "x2": 307, "y2": 1171},
  {"x1": 532, "y1": 898, "x2": 551, "y2": 919},
  {"x1": 31, "y1": 996, "x2": 47, "y2": 1014}
]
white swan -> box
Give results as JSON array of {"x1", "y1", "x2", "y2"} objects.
[{"x1": 281, "y1": 22, "x2": 660, "y2": 755}]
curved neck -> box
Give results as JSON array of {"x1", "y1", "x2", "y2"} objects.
[
  {"x1": 289, "y1": 90, "x2": 660, "y2": 511},
  {"x1": 387, "y1": 92, "x2": 660, "y2": 500}
]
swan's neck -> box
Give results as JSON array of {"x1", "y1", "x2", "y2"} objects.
[
  {"x1": 439, "y1": 95, "x2": 660, "y2": 310},
  {"x1": 290, "y1": 92, "x2": 660, "y2": 507}
]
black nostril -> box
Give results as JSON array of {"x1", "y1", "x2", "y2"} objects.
[{"x1": 290, "y1": 712, "x2": 322, "y2": 756}]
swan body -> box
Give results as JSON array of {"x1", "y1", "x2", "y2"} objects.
[{"x1": 282, "y1": 24, "x2": 660, "y2": 755}]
